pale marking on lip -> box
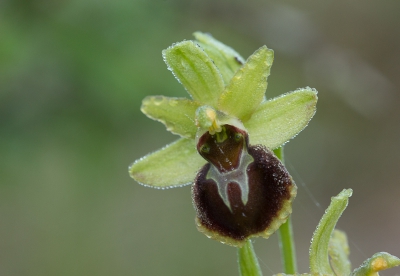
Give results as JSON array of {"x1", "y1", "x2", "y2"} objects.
[{"x1": 205, "y1": 149, "x2": 254, "y2": 211}]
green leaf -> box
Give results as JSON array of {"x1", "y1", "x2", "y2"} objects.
[
  {"x1": 238, "y1": 240, "x2": 263, "y2": 276},
  {"x1": 309, "y1": 189, "x2": 353, "y2": 276},
  {"x1": 193, "y1": 31, "x2": 245, "y2": 85},
  {"x1": 162, "y1": 40, "x2": 225, "y2": 106},
  {"x1": 244, "y1": 88, "x2": 318, "y2": 149},
  {"x1": 351, "y1": 252, "x2": 400, "y2": 276},
  {"x1": 141, "y1": 96, "x2": 200, "y2": 138},
  {"x1": 129, "y1": 138, "x2": 206, "y2": 188},
  {"x1": 218, "y1": 46, "x2": 274, "y2": 122},
  {"x1": 329, "y1": 230, "x2": 351, "y2": 276}
]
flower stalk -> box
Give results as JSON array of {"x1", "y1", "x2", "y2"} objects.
[
  {"x1": 238, "y1": 240, "x2": 263, "y2": 276},
  {"x1": 278, "y1": 218, "x2": 297, "y2": 274},
  {"x1": 274, "y1": 147, "x2": 298, "y2": 274}
]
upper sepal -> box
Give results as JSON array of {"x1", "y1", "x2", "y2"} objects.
[
  {"x1": 162, "y1": 40, "x2": 224, "y2": 106},
  {"x1": 193, "y1": 31, "x2": 245, "y2": 85}
]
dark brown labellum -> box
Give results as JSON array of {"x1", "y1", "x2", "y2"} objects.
[{"x1": 192, "y1": 125, "x2": 297, "y2": 247}]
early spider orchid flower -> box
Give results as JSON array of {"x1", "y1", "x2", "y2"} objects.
[{"x1": 129, "y1": 32, "x2": 317, "y2": 247}]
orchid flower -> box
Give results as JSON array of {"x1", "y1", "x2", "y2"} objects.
[{"x1": 129, "y1": 32, "x2": 317, "y2": 247}]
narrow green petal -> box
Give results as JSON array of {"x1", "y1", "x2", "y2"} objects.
[
  {"x1": 309, "y1": 189, "x2": 353, "y2": 276},
  {"x1": 193, "y1": 31, "x2": 245, "y2": 85},
  {"x1": 218, "y1": 46, "x2": 274, "y2": 121},
  {"x1": 129, "y1": 138, "x2": 207, "y2": 188},
  {"x1": 244, "y1": 88, "x2": 318, "y2": 149},
  {"x1": 141, "y1": 96, "x2": 200, "y2": 138},
  {"x1": 351, "y1": 252, "x2": 400, "y2": 276},
  {"x1": 162, "y1": 41, "x2": 225, "y2": 106},
  {"x1": 329, "y1": 230, "x2": 351, "y2": 276}
]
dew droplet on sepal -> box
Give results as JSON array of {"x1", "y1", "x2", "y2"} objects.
[{"x1": 192, "y1": 124, "x2": 297, "y2": 247}]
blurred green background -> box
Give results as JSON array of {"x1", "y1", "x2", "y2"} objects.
[{"x1": 1, "y1": 0, "x2": 400, "y2": 275}]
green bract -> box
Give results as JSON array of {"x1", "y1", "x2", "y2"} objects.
[
  {"x1": 274, "y1": 189, "x2": 400, "y2": 276},
  {"x1": 309, "y1": 189, "x2": 353, "y2": 276},
  {"x1": 309, "y1": 189, "x2": 400, "y2": 276},
  {"x1": 351, "y1": 252, "x2": 400, "y2": 276},
  {"x1": 329, "y1": 230, "x2": 351, "y2": 276},
  {"x1": 129, "y1": 32, "x2": 318, "y2": 188}
]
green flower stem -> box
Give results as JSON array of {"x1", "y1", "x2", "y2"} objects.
[
  {"x1": 238, "y1": 239, "x2": 263, "y2": 276},
  {"x1": 277, "y1": 218, "x2": 297, "y2": 274},
  {"x1": 274, "y1": 147, "x2": 298, "y2": 274}
]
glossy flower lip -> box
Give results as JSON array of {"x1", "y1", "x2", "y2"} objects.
[
  {"x1": 197, "y1": 125, "x2": 253, "y2": 209},
  {"x1": 193, "y1": 124, "x2": 297, "y2": 247},
  {"x1": 129, "y1": 32, "x2": 318, "y2": 190}
]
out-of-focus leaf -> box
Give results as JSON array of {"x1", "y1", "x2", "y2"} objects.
[
  {"x1": 129, "y1": 138, "x2": 206, "y2": 188},
  {"x1": 351, "y1": 252, "x2": 400, "y2": 276},
  {"x1": 193, "y1": 31, "x2": 245, "y2": 85},
  {"x1": 141, "y1": 96, "x2": 200, "y2": 138},
  {"x1": 218, "y1": 46, "x2": 273, "y2": 121},
  {"x1": 329, "y1": 230, "x2": 351, "y2": 276},
  {"x1": 309, "y1": 189, "x2": 353, "y2": 276},
  {"x1": 162, "y1": 41, "x2": 224, "y2": 106},
  {"x1": 244, "y1": 88, "x2": 318, "y2": 149}
]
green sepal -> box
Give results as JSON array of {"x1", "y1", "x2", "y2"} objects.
[
  {"x1": 162, "y1": 40, "x2": 224, "y2": 106},
  {"x1": 218, "y1": 46, "x2": 274, "y2": 122},
  {"x1": 129, "y1": 138, "x2": 206, "y2": 188},
  {"x1": 351, "y1": 252, "x2": 400, "y2": 276},
  {"x1": 329, "y1": 230, "x2": 351, "y2": 276},
  {"x1": 141, "y1": 96, "x2": 200, "y2": 138},
  {"x1": 237, "y1": 240, "x2": 263, "y2": 276},
  {"x1": 244, "y1": 88, "x2": 318, "y2": 149},
  {"x1": 309, "y1": 189, "x2": 353, "y2": 276},
  {"x1": 193, "y1": 31, "x2": 245, "y2": 85}
]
